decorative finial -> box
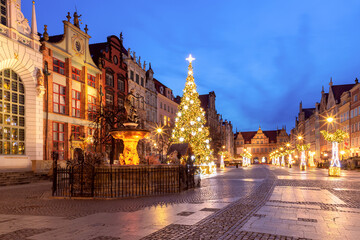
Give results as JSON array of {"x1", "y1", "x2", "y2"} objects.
[
  {"x1": 322, "y1": 85, "x2": 324, "y2": 92},
  {"x1": 32, "y1": 1, "x2": 35, "y2": 5},
  {"x1": 356, "y1": 78, "x2": 359, "y2": 84},
  {"x1": 84, "y1": 24, "x2": 88, "y2": 34},
  {"x1": 43, "y1": 25, "x2": 49, "y2": 41},
  {"x1": 66, "y1": 12, "x2": 71, "y2": 22},
  {"x1": 120, "y1": 32, "x2": 123, "y2": 43},
  {"x1": 138, "y1": 56, "x2": 141, "y2": 65},
  {"x1": 149, "y1": 62, "x2": 152, "y2": 69},
  {"x1": 143, "y1": 61, "x2": 146, "y2": 70},
  {"x1": 186, "y1": 54, "x2": 195, "y2": 63}
]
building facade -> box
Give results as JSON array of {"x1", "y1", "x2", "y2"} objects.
[
  {"x1": 199, "y1": 91, "x2": 234, "y2": 157},
  {"x1": 0, "y1": 0, "x2": 44, "y2": 170},
  {"x1": 89, "y1": 34, "x2": 129, "y2": 159},
  {"x1": 154, "y1": 79, "x2": 178, "y2": 128},
  {"x1": 41, "y1": 12, "x2": 101, "y2": 163},
  {"x1": 292, "y1": 79, "x2": 357, "y2": 164},
  {"x1": 234, "y1": 127, "x2": 289, "y2": 163}
]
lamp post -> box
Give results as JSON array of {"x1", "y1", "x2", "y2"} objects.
[{"x1": 156, "y1": 127, "x2": 164, "y2": 163}]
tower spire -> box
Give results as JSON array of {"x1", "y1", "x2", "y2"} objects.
[{"x1": 31, "y1": 1, "x2": 38, "y2": 39}]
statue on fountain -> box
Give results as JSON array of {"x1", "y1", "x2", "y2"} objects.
[{"x1": 124, "y1": 89, "x2": 139, "y2": 123}]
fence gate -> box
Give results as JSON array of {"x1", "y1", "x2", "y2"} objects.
[{"x1": 70, "y1": 163, "x2": 95, "y2": 197}]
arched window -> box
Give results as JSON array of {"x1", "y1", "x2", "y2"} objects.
[{"x1": 0, "y1": 69, "x2": 25, "y2": 155}]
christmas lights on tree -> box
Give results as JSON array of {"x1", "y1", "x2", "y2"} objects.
[
  {"x1": 321, "y1": 129, "x2": 349, "y2": 176},
  {"x1": 172, "y1": 55, "x2": 212, "y2": 164}
]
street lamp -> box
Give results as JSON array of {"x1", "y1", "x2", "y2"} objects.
[{"x1": 155, "y1": 126, "x2": 165, "y2": 163}]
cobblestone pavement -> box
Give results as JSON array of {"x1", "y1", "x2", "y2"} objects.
[{"x1": 0, "y1": 165, "x2": 359, "y2": 239}]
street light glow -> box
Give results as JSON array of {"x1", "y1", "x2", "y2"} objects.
[
  {"x1": 156, "y1": 128, "x2": 162, "y2": 134},
  {"x1": 327, "y1": 117, "x2": 334, "y2": 123},
  {"x1": 298, "y1": 136, "x2": 303, "y2": 140}
]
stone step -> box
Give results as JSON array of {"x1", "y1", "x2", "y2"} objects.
[{"x1": 0, "y1": 171, "x2": 50, "y2": 186}]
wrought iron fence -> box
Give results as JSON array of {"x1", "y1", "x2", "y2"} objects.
[{"x1": 52, "y1": 163, "x2": 199, "y2": 198}]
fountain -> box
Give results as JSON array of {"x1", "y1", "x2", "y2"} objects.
[{"x1": 109, "y1": 90, "x2": 150, "y2": 165}]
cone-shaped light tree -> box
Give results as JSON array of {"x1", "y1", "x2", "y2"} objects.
[{"x1": 172, "y1": 55, "x2": 212, "y2": 164}]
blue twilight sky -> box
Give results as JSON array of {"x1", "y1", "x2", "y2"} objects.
[{"x1": 22, "y1": 0, "x2": 360, "y2": 132}]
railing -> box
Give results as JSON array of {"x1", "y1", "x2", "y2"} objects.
[{"x1": 52, "y1": 163, "x2": 199, "y2": 198}]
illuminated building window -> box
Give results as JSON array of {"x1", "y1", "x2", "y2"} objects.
[
  {"x1": 71, "y1": 125, "x2": 81, "y2": 141},
  {"x1": 0, "y1": 69, "x2": 25, "y2": 155},
  {"x1": 53, "y1": 83, "x2": 66, "y2": 114},
  {"x1": 71, "y1": 90, "x2": 81, "y2": 118},
  {"x1": 71, "y1": 67, "x2": 81, "y2": 81},
  {"x1": 53, "y1": 122, "x2": 65, "y2": 160},
  {"x1": 88, "y1": 95, "x2": 96, "y2": 120},
  {"x1": 87, "y1": 74, "x2": 95, "y2": 88},
  {"x1": 53, "y1": 58, "x2": 65, "y2": 75}
]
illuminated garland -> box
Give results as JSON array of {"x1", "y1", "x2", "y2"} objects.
[{"x1": 320, "y1": 129, "x2": 349, "y2": 143}]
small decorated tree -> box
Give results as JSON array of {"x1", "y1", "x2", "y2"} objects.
[
  {"x1": 320, "y1": 129, "x2": 349, "y2": 176},
  {"x1": 296, "y1": 143, "x2": 310, "y2": 170}
]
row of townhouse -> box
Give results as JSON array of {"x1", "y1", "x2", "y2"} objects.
[
  {"x1": 0, "y1": 1, "x2": 179, "y2": 171},
  {"x1": 292, "y1": 78, "x2": 360, "y2": 164}
]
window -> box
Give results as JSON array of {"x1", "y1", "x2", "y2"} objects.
[
  {"x1": 53, "y1": 58, "x2": 65, "y2": 75},
  {"x1": 167, "y1": 106, "x2": 170, "y2": 112},
  {"x1": 113, "y1": 55, "x2": 118, "y2": 65},
  {"x1": 141, "y1": 77, "x2": 144, "y2": 87},
  {"x1": 355, "y1": 95, "x2": 358, "y2": 102},
  {"x1": 356, "y1": 108, "x2": 358, "y2": 117},
  {"x1": 163, "y1": 115, "x2": 167, "y2": 126},
  {"x1": 164, "y1": 104, "x2": 166, "y2": 110},
  {"x1": 87, "y1": 74, "x2": 95, "y2": 88},
  {"x1": 88, "y1": 95, "x2": 96, "y2": 120},
  {"x1": 71, "y1": 90, "x2": 80, "y2": 118},
  {"x1": 53, "y1": 83, "x2": 66, "y2": 114},
  {"x1": 117, "y1": 78, "x2": 125, "y2": 92},
  {"x1": 53, "y1": 122, "x2": 65, "y2": 160},
  {"x1": 106, "y1": 72, "x2": 114, "y2": 87},
  {"x1": 160, "y1": 102, "x2": 162, "y2": 109},
  {"x1": 71, "y1": 125, "x2": 81, "y2": 141},
  {"x1": 0, "y1": 69, "x2": 25, "y2": 154},
  {"x1": 0, "y1": 0, "x2": 7, "y2": 26},
  {"x1": 71, "y1": 67, "x2": 81, "y2": 81},
  {"x1": 117, "y1": 97, "x2": 124, "y2": 108},
  {"x1": 130, "y1": 70, "x2": 134, "y2": 81},
  {"x1": 106, "y1": 91, "x2": 114, "y2": 106},
  {"x1": 136, "y1": 74, "x2": 139, "y2": 84},
  {"x1": 351, "y1": 110, "x2": 354, "y2": 118}
]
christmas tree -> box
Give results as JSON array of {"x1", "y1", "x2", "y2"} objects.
[{"x1": 172, "y1": 55, "x2": 212, "y2": 164}]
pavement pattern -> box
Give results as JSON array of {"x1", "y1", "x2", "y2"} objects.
[{"x1": 0, "y1": 165, "x2": 359, "y2": 239}]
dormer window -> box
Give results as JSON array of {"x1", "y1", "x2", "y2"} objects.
[
  {"x1": 160, "y1": 86, "x2": 164, "y2": 94},
  {"x1": 1, "y1": 0, "x2": 6, "y2": 26}
]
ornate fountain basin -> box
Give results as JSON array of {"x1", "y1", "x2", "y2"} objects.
[{"x1": 110, "y1": 128, "x2": 150, "y2": 165}]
